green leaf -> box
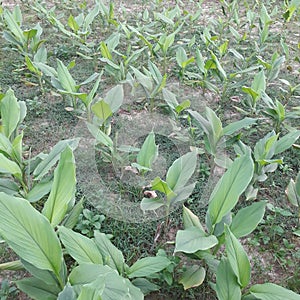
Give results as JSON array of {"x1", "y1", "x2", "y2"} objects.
[
  {"x1": 175, "y1": 100, "x2": 191, "y2": 114},
  {"x1": 150, "y1": 73, "x2": 167, "y2": 98},
  {"x1": 0, "y1": 193, "x2": 63, "y2": 277},
  {"x1": 16, "y1": 277, "x2": 60, "y2": 300},
  {"x1": 63, "y1": 198, "x2": 84, "y2": 229},
  {"x1": 0, "y1": 178, "x2": 19, "y2": 195},
  {"x1": 23, "y1": 28, "x2": 37, "y2": 40},
  {"x1": 92, "y1": 100, "x2": 113, "y2": 123},
  {"x1": 162, "y1": 33, "x2": 175, "y2": 54},
  {"x1": 70, "y1": 264, "x2": 143, "y2": 300},
  {"x1": 242, "y1": 86, "x2": 259, "y2": 102},
  {"x1": 2, "y1": 31, "x2": 22, "y2": 47},
  {"x1": 179, "y1": 265, "x2": 206, "y2": 290},
  {"x1": 225, "y1": 226, "x2": 250, "y2": 288},
  {"x1": 0, "y1": 260, "x2": 23, "y2": 271},
  {"x1": 56, "y1": 59, "x2": 77, "y2": 93},
  {"x1": 35, "y1": 62, "x2": 58, "y2": 77},
  {"x1": 169, "y1": 182, "x2": 196, "y2": 204},
  {"x1": 162, "y1": 88, "x2": 179, "y2": 110},
  {"x1": 33, "y1": 138, "x2": 79, "y2": 180},
  {"x1": 131, "y1": 278, "x2": 160, "y2": 294},
  {"x1": 210, "y1": 50, "x2": 227, "y2": 80},
  {"x1": 286, "y1": 178, "x2": 299, "y2": 207},
  {"x1": 86, "y1": 122, "x2": 113, "y2": 148},
  {"x1": 1, "y1": 88, "x2": 20, "y2": 139},
  {"x1": 21, "y1": 260, "x2": 61, "y2": 287},
  {"x1": 12, "y1": 132, "x2": 23, "y2": 164},
  {"x1": 94, "y1": 231, "x2": 124, "y2": 274},
  {"x1": 223, "y1": 118, "x2": 257, "y2": 136},
  {"x1": 85, "y1": 72, "x2": 102, "y2": 106},
  {"x1": 251, "y1": 70, "x2": 266, "y2": 95},
  {"x1": 25, "y1": 55, "x2": 40, "y2": 74},
  {"x1": 68, "y1": 14, "x2": 79, "y2": 32},
  {"x1": 57, "y1": 283, "x2": 76, "y2": 300},
  {"x1": 216, "y1": 258, "x2": 241, "y2": 300},
  {"x1": 206, "y1": 107, "x2": 223, "y2": 139},
  {"x1": 34, "y1": 45, "x2": 47, "y2": 63},
  {"x1": 100, "y1": 41, "x2": 112, "y2": 60},
  {"x1": 127, "y1": 256, "x2": 171, "y2": 278},
  {"x1": 58, "y1": 226, "x2": 103, "y2": 264},
  {"x1": 140, "y1": 197, "x2": 164, "y2": 212},
  {"x1": 182, "y1": 205, "x2": 204, "y2": 230},
  {"x1": 166, "y1": 151, "x2": 197, "y2": 191},
  {"x1": 230, "y1": 201, "x2": 267, "y2": 238},
  {"x1": 249, "y1": 283, "x2": 300, "y2": 300},
  {"x1": 69, "y1": 264, "x2": 113, "y2": 285},
  {"x1": 148, "y1": 61, "x2": 162, "y2": 84},
  {"x1": 207, "y1": 151, "x2": 254, "y2": 227},
  {"x1": 3, "y1": 9, "x2": 25, "y2": 43},
  {"x1": 0, "y1": 133, "x2": 13, "y2": 156},
  {"x1": 102, "y1": 271, "x2": 143, "y2": 300},
  {"x1": 294, "y1": 229, "x2": 300, "y2": 236},
  {"x1": 274, "y1": 130, "x2": 300, "y2": 155},
  {"x1": 155, "y1": 12, "x2": 174, "y2": 25},
  {"x1": 0, "y1": 153, "x2": 22, "y2": 179},
  {"x1": 188, "y1": 108, "x2": 222, "y2": 155},
  {"x1": 80, "y1": 72, "x2": 100, "y2": 86},
  {"x1": 136, "y1": 132, "x2": 158, "y2": 170},
  {"x1": 175, "y1": 227, "x2": 218, "y2": 253},
  {"x1": 131, "y1": 66, "x2": 153, "y2": 91},
  {"x1": 176, "y1": 47, "x2": 188, "y2": 67},
  {"x1": 42, "y1": 146, "x2": 76, "y2": 227},
  {"x1": 104, "y1": 84, "x2": 123, "y2": 113},
  {"x1": 151, "y1": 177, "x2": 174, "y2": 197},
  {"x1": 26, "y1": 180, "x2": 53, "y2": 203}
]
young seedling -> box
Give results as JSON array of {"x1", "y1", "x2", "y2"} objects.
[
  {"x1": 141, "y1": 151, "x2": 197, "y2": 229},
  {"x1": 2, "y1": 6, "x2": 45, "y2": 57}
]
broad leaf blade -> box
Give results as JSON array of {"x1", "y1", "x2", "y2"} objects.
[
  {"x1": 92, "y1": 100, "x2": 112, "y2": 123},
  {"x1": 56, "y1": 59, "x2": 77, "y2": 93},
  {"x1": 58, "y1": 226, "x2": 103, "y2": 264},
  {"x1": 1, "y1": 88, "x2": 20, "y2": 139},
  {"x1": 0, "y1": 153, "x2": 22, "y2": 178},
  {"x1": 230, "y1": 201, "x2": 267, "y2": 238},
  {"x1": 26, "y1": 181, "x2": 52, "y2": 203},
  {"x1": 127, "y1": 256, "x2": 171, "y2": 278},
  {"x1": 216, "y1": 258, "x2": 241, "y2": 300},
  {"x1": 86, "y1": 122, "x2": 113, "y2": 148},
  {"x1": 151, "y1": 177, "x2": 174, "y2": 197},
  {"x1": 225, "y1": 226, "x2": 250, "y2": 288},
  {"x1": 104, "y1": 84, "x2": 123, "y2": 113},
  {"x1": 57, "y1": 283, "x2": 77, "y2": 300},
  {"x1": 42, "y1": 146, "x2": 76, "y2": 227},
  {"x1": 166, "y1": 151, "x2": 197, "y2": 191},
  {"x1": 223, "y1": 118, "x2": 257, "y2": 136},
  {"x1": 250, "y1": 283, "x2": 300, "y2": 300},
  {"x1": 274, "y1": 130, "x2": 300, "y2": 155},
  {"x1": 0, "y1": 193, "x2": 63, "y2": 277},
  {"x1": 137, "y1": 132, "x2": 158, "y2": 169},
  {"x1": 207, "y1": 151, "x2": 254, "y2": 227},
  {"x1": 175, "y1": 227, "x2": 217, "y2": 253},
  {"x1": 16, "y1": 277, "x2": 60, "y2": 300},
  {"x1": 178, "y1": 265, "x2": 206, "y2": 290},
  {"x1": 69, "y1": 264, "x2": 113, "y2": 285},
  {"x1": 63, "y1": 198, "x2": 84, "y2": 229},
  {"x1": 33, "y1": 139, "x2": 79, "y2": 180},
  {"x1": 140, "y1": 197, "x2": 164, "y2": 212},
  {"x1": 182, "y1": 205, "x2": 204, "y2": 230},
  {"x1": 94, "y1": 231, "x2": 124, "y2": 274}
]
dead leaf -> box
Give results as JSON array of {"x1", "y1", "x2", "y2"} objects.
[{"x1": 143, "y1": 190, "x2": 157, "y2": 198}]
